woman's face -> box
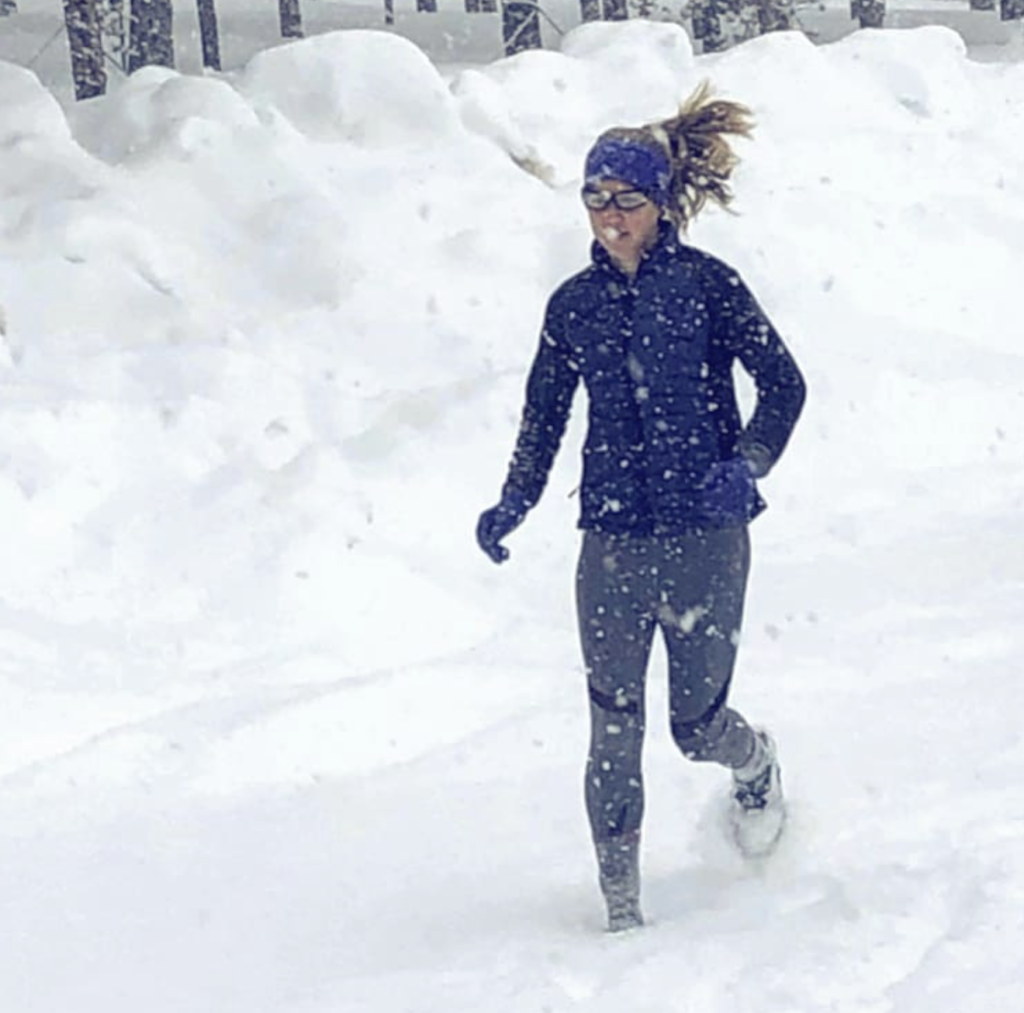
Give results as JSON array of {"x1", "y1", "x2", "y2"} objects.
[{"x1": 585, "y1": 179, "x2": 662, "y2": 274}]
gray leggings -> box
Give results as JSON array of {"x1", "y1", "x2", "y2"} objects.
[{"x1": 576, "y1": 527, "x2": 757, "y2": 843}]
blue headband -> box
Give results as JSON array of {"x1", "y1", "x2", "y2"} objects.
[{"x1": 583, "y1": 136, "x2": 672, "y2": 205}]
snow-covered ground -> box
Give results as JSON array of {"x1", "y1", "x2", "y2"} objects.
[{"x1": 2, "y1": 14, "x2": 1024, "y2": 1013}]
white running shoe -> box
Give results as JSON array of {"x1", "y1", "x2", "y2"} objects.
[{"x1": 730, "y1": 730, "x2": 786, "y2": 859}]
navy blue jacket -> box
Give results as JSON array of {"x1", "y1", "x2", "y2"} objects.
[{"x1": 501, "y1": 223, "x2": 806, "y2": 535}]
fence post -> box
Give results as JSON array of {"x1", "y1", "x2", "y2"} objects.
[
  {"x1": 279, "y1": 0, "x2": 303, "y2": 38},
  {"x1": 501, "y1": 1, "x2": 541, "y2": 53},
  {"x1": 689, "y1": 0, "x2": 719, "y2": 51},
  {"x1": 196, "y1": 0, "x2": 221, "y2": 69},
  {"x1": 756, "y1": 0, "x2": 796, "y2": 31},
  {"x1": 850, "y1": 0, "x2": 884, "y2": 26},
  {"x1": 689, "y1": 0, "x2": 748, "y2": 51},
  {"x1": 128, "y1": 0, "x2": 175, "y2": 71},
  {"x1": 63, "y1": 0, "x2": 106, "y2": 98}
]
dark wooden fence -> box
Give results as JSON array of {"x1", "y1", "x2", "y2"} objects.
[{"x1": 14, "y1": 0, "x2": 1023, "y2": 101}]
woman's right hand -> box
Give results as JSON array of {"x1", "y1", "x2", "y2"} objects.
[{"x1": 476, "y1": 491, "x2": 529, "y2": 564}]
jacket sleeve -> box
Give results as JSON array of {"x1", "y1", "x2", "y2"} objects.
[
  {"x1": 500, "y1": 298, "x2": 581, "y2": 507},
  {"x1": 711, "y1": 266, "x2": 806, "y2": 477}
]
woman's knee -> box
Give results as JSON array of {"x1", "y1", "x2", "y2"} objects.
[
  {"x1": 670, "y1": 704, "x2": 729, "y2": 760},
  {"x1": 588, "y1": 692, "x2": 644, "y2": 763}
]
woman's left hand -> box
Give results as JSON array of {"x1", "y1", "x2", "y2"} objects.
[{"x1": 699, "y1": 458, "x2": 757, "y2": 523}]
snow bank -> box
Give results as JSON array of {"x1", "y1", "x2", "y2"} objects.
[
  {"x1": 0, "y1": 59, "x2": 72, "y2": 145},
  {"x1": 238, "y1": 29, "x2": 461, "y2": 145},
  {"x1": 81, "y1": 66, "x2": 262, "y2": 164},
  {"x1": 452, "y1": 19, "x2": 702, "y2": 184}
]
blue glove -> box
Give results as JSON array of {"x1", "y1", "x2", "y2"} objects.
[
  {"x1": 476, "y1": 490, "x2": 530, "y2": 564},
  {"x1": 699, "y1": 458, "x2": 757, "y2": 523}
]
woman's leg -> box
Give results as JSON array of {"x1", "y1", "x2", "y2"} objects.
[
  {"x1": 576, "y1": 532, "x2": 655, "y2": 929},
  {"x1": 576, "y1": 532, "x2": 656, "y2": 842},
  {"x1": 656, "y1": 526, "x2": 758, "y2": 770}
]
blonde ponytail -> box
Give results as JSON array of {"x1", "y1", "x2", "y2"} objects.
[{"x1": 649, "y1": 81, "x2": 754, "y2": 230}]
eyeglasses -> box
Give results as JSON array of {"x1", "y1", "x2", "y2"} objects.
[{"x1": 581, "y1": 187, "x2": 651, "y2": 212}]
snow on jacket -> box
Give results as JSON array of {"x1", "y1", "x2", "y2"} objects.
[{"x1": 500, "y1": 222, "x2": 807, "y2": 535}]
